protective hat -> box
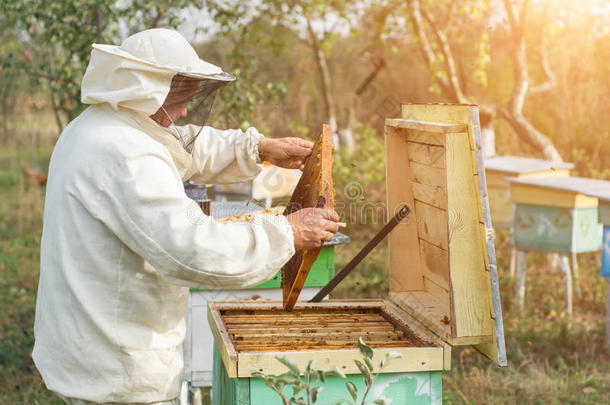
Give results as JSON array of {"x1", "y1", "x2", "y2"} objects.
[
  {"x1": 82, "y1": 29, "x2": 235, "y2": 152},
  {"x1": 92, "y1": 28, "x2": 235, "y2": 82}
]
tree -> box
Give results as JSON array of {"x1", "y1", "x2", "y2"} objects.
[
  {"x1": 206, "y1": 0, "x2": 391, "y2": 150},
  {"x1": 1, "y1": 0, "x2": 205, "y2": 133},
  {"x1": 401, "y1": 0, "x2": 562, "y2": 160}
]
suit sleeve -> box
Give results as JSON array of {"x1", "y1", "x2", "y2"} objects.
[
  {"x1": 184, "y1": 125, "x2": 264, "y2": 184},
  {"x1": 92, "y1": 145, "x2": 295, "y2": 289}
]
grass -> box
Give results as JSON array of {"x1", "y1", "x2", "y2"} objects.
[{"x1": 1, "y1": 144, "x2": 609, "y2": 404}]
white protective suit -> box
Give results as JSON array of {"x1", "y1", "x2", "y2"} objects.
[{"x1": 33, "y1": 29, "x2": 295, "y2": 403}]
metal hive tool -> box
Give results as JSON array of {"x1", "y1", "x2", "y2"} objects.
[{"x1": 281, "y1": 124, "x2": 334, "y2": 310}]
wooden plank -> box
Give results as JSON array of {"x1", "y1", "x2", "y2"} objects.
[
  {"x1": 419, "y1": 238, "x2": 450, "y2": 288},
  {"x1": 235, "y1": 340, "x2": 409, "y2": 349},
  {"x1": 393, "y1": 290, "x2": 491, "y2": 344},
  {"x1": 282, "y1": 124, "x2": 334, "y2": 310},
  {"x1": 519, "y1": 169, "x2": 571, "y2": 179},
  {"x1": 390, "y1": 291, "x2": 451, "y2": 342},
  {"x1": 510, "y1": 183, "x2": 598, "y2": 208},
  {"x1": 213, "y1": 300, "x2": 386, "y2": 311},
  {"x1": 407, "y1": 142, "x2": 446, "y2": 169},
  {"x1": 226, "y1": 321, "x2": 393, "y2": 329},
  {"x1": 385, "y1": 125, "x2": 424, "y2": 292},
  {"x1": 423, "y1": 276, "x2": 450, "y2": 309},
  {"x1": 237, "y1": 346, "x2": 445, "y2": 377},
  {"x1": 385, "y1": 118, "x2": 468, "y2": 133},
  {"x1": 484, "y1": 156, "x2": 574, "y2": 174},
  {"x1": 207, "y1": 304, "x2": 238, "y2": 378},
  {"x1": 485, "y1": 170, "x2": 511, "y2": 189},
  {"x1": 479, "y1": 221, "x2": 490, "y2": 271},
  {"x1": 223, "y1": 313, "x2": 385, "y2": 322},
  {"x1": 508, "y1": 176, "x2": 609, "y2": 204},
  {"x1": 381, "y1": 302, "x2": 451, "y2": 371},
  {"x1": 224, "y1": 307, "x2": 378, "y2": 316},
  {"x1": 445, "y1": 131, "x2": 494, "y2": 339},
  {"x1": 232, "y1": 332, "x2": 405, "y2": 341},
  {"x1": 229, "y1": 326, "x2": 398, "y2": 334},
  {"x1": 410, "y1": 161, "x2": 447, "y2": 190},
  {"x1": 400, "y1": 104, "x2": 477, "y2": 151},
  {"x1": 415, "y1": 200, "x2": 449, "y2": 250},
  {"x1": 412, "y1": 182, "x2": 447, "y2": 211},
  {"x1": 401, "y1": 129, "x2": 446, "y2": 146},
  {"x1": 487, "y1": 185, "x2": 513, "y2": 228}
]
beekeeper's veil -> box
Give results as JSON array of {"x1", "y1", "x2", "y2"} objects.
[{"x1": 81, "y1": 28, "x2": 234, "y2": 153}]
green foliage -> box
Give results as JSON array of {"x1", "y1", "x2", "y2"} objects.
[
  {"x1": 341, "y1": 338, "x2": 403, "y2": 405},
  {"x1": 253, "y1": 338, "x2": 402, "y2": 405},
  {"x1": 252, "y1": 357, "x2": 334, "y2": 405},
  {"x1": 0, "y1": 0, "x2": 205, "y2": 130}
]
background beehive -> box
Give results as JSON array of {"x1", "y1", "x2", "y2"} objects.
[{"x1": 484, "y1": 156, "x2": 573, "y2": 228}]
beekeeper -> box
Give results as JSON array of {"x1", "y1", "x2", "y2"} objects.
[{"x1": 33, "y1": 28, "x2": 339, "y2": 405}]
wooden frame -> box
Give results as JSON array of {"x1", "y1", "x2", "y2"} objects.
[
  {"x1": 384, "y1": 103, "x2": 506, "y2": 365},
  {"x1": 282, "y1": 124, "x2": 334, "y2": 310},
  {"x1": 208, "y1": 300, "x2": 450, "y2": 378},
  {"x1": 385, "y1": 119, "x2": 493, "y2": 343}
]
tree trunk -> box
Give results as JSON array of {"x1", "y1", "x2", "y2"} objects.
[
  {"x1": 502, "y1": 0, "x2": 562, "y2": 161},
  {"x1": 306, "y1": 18, "x2": 338, "y2": 146},
  {"x1": 479, "y1": 108, "x2": 497, "y2": 158}
]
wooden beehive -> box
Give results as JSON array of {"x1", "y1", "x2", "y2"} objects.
[
  {"x1": 484, "y1": 156, "x2": 573, "y2": 228},
  {"x1": 507, "y1": 176, "x2": 604, "y2": 253},
  {"x1": 208, "y1": 104, "x2": 506, "y2": 380}
]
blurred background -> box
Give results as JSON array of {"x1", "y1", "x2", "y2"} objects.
[{"x1": 1, "y1": 0, "x2": 609, "y2": 403}]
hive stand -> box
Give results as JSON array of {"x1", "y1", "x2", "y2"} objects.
[
  {"x1": 578, "y1": 184, "x2": 610, "y2": 348},
  {"x1": 208, "y1": 104, "x2": 506, "y2": 405},
  {"x1": 507, "y1": 177, "x2": 605, "y2": 314},
  {"x1": 484, "y1": 156, "x2": 574, "y2": 277}
]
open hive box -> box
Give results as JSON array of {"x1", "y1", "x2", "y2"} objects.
[{"x1": 208, "y1": 104, "x2": 506, "y2": 380}]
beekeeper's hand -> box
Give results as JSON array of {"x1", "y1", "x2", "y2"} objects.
[
  {"x1": 258, "y1": 137, "x2": 313, "y2": 170},
  {"x1": 286, "y1": 208, "x2": 339, "y2": 249}
]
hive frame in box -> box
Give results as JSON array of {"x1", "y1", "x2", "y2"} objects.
[
  {"x1": 281, "y1": 124, "x2": 334, "y2": 310},
  {"x1": 208, "y1": 104, "x2": 507, "y2": 391},
  {"x1": 208, "y1": 300, "x2": 451, "y2": 378}
]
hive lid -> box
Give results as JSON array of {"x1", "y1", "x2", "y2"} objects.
[
  {"x1": 484, "y1": 156, "x2": 573, "y2": 174},
  {"x1": 506, "y1": 176, "x2": 610, "y2": 194},
  {"x1": 384, "y1": 103, "x2": 507, "y2": 366},
  {"x1": 506, "y1": 176, "x2": 608, "y2": 208}
]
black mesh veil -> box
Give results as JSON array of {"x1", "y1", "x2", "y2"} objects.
[{"x1": 159, "y1": 74, "x2": 231, "y2": 152}]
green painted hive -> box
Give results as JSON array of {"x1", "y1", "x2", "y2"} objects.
[{"x1": 508, "y1": 177, "x2": 604, "y2": 253}]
